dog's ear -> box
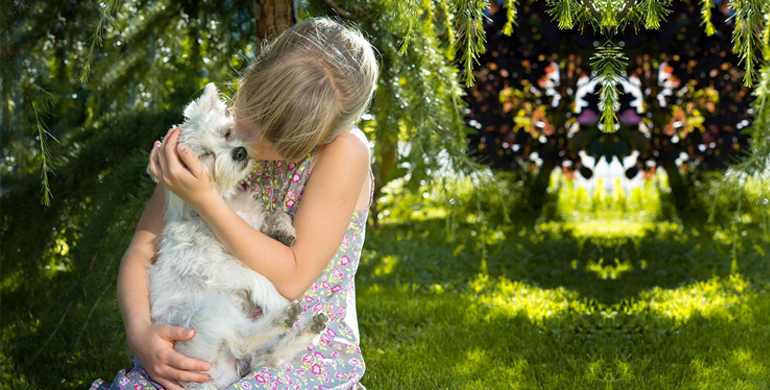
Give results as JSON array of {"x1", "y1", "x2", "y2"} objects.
[{"x1": 184, "y1": 83, "x2": 227, "y2": 119}]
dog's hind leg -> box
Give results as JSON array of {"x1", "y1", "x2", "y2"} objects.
[
  {"x1": 250, "y1": 311, "x2": 328, "y2": 369},
  {"x1": 236, "y1": 302, "x2": 301, "y2": 356}
]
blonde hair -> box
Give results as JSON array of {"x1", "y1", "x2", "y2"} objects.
[{"x1": 233, "y1": 17, "x2": 379, "y2": 162}]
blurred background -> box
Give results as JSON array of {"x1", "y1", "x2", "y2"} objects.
[{"x1": 2, "y1": 0, "x2": 770, "y2": 388}]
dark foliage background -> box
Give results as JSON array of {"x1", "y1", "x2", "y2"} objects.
[{"x1": 465, "y1": 0, "x2": 753, "y2": 215}]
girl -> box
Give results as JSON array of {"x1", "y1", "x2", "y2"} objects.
[{"x1": 90, "y1": 17, "x2": 378, "y2": 390}]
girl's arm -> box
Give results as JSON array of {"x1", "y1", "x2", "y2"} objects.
[
  {"x1": 118, "y1": 181, "x2": 212, "y2": 389},
  {"x1": 149, "y1": 127, "x2": 370, "y2": 301}
]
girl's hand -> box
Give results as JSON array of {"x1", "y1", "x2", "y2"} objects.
[
  {"x1": 129, "y1": 323, "x2": 212, "y2": 390},
  {"x1": 148, "y1": 127, "x2": 218, "y2": 209}
]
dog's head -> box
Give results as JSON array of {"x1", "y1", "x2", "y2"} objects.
[{"x1": 178, "y1": 83, "x2": 254, "y2": 198}]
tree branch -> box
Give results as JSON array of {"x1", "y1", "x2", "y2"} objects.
[
  {"x1": 617, "y1": 0, "x2": 635, "y2": 20},
  {"x1": 321, "y1": 0, "x2": 354, "y2": 19},
  {"x1": 582, "y1": 0, "x2": 602, "y2": 19}
]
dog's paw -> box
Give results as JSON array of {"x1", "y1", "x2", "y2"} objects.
[
  {"x1": 274, "y1": 228, "x2": 296, "y2": 247},
  {"x1": 267, "y1": 212, "x2": 296, "y2": 247},
  {"x1": 310, "y1": 312, "x2": 328, "y2": 334},
  {"x1": 284, "y1": 301, "x2": 302, "y2": 328}
]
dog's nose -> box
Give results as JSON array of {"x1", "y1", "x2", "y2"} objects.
[{"x1": 232, "y1": 147, "x2": 248, "y2": 162}]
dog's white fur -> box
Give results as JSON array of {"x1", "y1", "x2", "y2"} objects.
[{"x1": 147, "y1": 83, "x2": 326, "y2": 390}]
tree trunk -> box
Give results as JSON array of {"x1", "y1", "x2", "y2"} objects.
[
  {"x1": 253, "y1": 0, "x2": 295, "y2": 40},
  {"x1": 370, "y1": 133, "x2": 397, "y2": 230},
  {"x1": 528, "y1": 158, "x2": 557, "y2": 215},
  {"x1": 661, "y1": 158, "x2": 692, "y2": 218}
]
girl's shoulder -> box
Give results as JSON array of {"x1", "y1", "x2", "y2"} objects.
[{"x1": 311, "y1": 126, "x2": 370, "y2": 171}]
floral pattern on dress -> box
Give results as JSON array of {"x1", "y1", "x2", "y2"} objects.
[{"x1": 91, "y1": 148, "x2": 371, "y2": 390}]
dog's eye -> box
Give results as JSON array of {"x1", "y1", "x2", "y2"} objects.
[
  {"x1": 201, "y1": 150, "x2": 214, "y2": 159},
  {"x1": 225, "y1": 130, "x2": 231, "y2": 141}
]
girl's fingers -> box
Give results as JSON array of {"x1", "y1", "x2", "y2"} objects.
[
  {"x1": 171, "y1": 366, "x2": 212, "y2": 383},
  {"x1": 177, "y1": 143, "x2": 203, "y2": 178},
  {"x1": 173, "y1": 354, "x2": 211, "y2": 372},
  {"x1": 163, "y1": 325, "x2": 194, "y2": 341},
  {"x1": 162, "y1": 128, "x2": 191, "y2": 178},
  {"x1": 163, "y1": 128, "x2": 181, "y2": 163},
  {"x1": 148, "y1": 142, "x2": 161, "y2": 179},
  {"x1": 158, "y1": 326, "x2": 211, "y2": 372},
  {"x1": 157, "y1": 129, "x2": 174, "y2": 177}
]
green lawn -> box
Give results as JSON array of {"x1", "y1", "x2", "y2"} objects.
[
  {"x1": 357, "y1": 219, "x2": 770, "y2": 389},
  {"x1": 2, "y1": 178, "x2": 770, "y2": 389}
]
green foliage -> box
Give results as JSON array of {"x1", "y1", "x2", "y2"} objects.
[
  {"x1": 452, "y1": 0, "x2": 491, "y2": 87},
  {"x1": 1, "y1": 108, "x2": 176, "y2": 389},
  {"x1": 590, "y1": 42, "x2": 629, "y2": 133},
  {"x1": 556, "y1": 176, "x2": 663, "y2": 222},
  {"x1": 546, "y1": 0, "x2": 581, "y2": 30},
  {"x1": 28, "y1": 84, "x2": 60, "y2": 206},
  {"x1": 501, "y1": 0, "x2": 519, "y2": 36},
  {"x1": 640, "y1": 0, "x2": 672, "y2": 29},
  {"x1": 700, "y1": 0, "x2": 717, "y2": 36},
  {"x1": 79, "y1": 0, "x2": 122, "y2": 83},
  {"x1": 729, "y1": 0, "x2": 770, "y2": 86}
]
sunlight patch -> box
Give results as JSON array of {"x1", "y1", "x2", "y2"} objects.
[
  {"x1": 586, "y1": 258, "x2": 634, "y2": 280},
  {"x1": 627, "y1": 273, "x2": 750, "y2": 325},
  {"x1": 373, "y1": 255, "x2": 399, "y2": 276},
  {"x1": 470, "y1": 274, "x2": 591, "y2": 324}
]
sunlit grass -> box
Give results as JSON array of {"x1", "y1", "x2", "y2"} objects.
[
  {"x1": 4, "y1": 173, "x2": 770, "y2": 389},
  {"x1": 357, "y1": 177, "x2": 770, "y2": 389}
]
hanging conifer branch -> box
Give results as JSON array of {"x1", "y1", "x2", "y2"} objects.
[
  {"x1": 546, "y1": 0, "x2": 579, "y2": 30},
  {"x1": 700, "y1": 0, "x2": 716, "y2": 36},
  {"x1": 453, "y1": 0, "x2": 490, "y2": 87},
  {"x1": 382, "y1": 0, "x2": 421, "y2": 55},
  {"x1": 729, "y1": 0, "x2": 769, "y2": 86},
  {"x1": 590, "y1": 41, "x2": 628, "y2": 133},
  {"x1": 439, "y1": 0, "x2": 458, "y2": 58},
  {"x1": 640, "y1": 0, "x2": 672, "y2": 29},
  {"x1": 79, "y1": 0, "x2": 121, "y2": 84},
  {"x1": 28, "y1": 84, "x2": 59, "y2": 206},
  {"x1": 501, "y1": 0, "x2": 519, "y2": 36}
]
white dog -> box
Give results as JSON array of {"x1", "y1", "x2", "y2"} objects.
[{"x1": 147, "y1": 83, "x2": 328, "y2": 390}]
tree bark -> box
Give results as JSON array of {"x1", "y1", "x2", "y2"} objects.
[
  {"x1": 528, "y1": 157, "x2": 557, "y2": 215},
  {"x1": 253, "y1": 0, "x2": 295, "y2": 40},
  {"x1": 661, "y1": 158, "x2": 692, "y2": 218}
]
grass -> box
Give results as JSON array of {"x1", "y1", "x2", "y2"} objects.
[
  {"x1": 354, "y1": 175, "x2": 770, "y2": 389},
  {"x1": 2, "y1": 174, "x2": 770, "y2": 389},
  {"x1": 356, "y1": 219, "x2": 770, "y2": 389}
]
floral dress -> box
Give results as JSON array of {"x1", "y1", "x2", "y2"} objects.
[{"x1": 90, "y1": 148, "x2": 371, "y2": 390}]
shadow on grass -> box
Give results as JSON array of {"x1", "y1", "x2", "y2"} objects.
[
  {"x1": 358, "y1": 277, "x2": 770, "y2": 389},
  {"x1": 360, "y1": 219, "x2": 770, "y2": 306},
  {"x1": 358, "y1": 219, "x2": 770, "y2": 389}
]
